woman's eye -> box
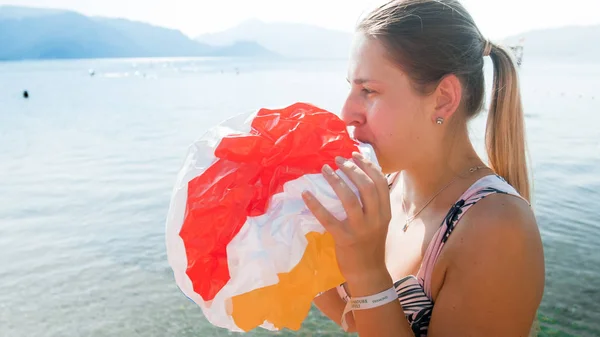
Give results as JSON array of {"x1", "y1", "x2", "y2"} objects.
[{"x1": 362, "y1": 87, "x2": 375, "y2": 94}]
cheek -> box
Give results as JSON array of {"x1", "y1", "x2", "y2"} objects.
[
  {"x1": 368, "y1": 101, "x2": 403, "y2": 163},
  {"x1": 368, "y1": 95, "x2": 427, "y2": 170},
  {"x1": 368, "y1": 101, "x2": 394, "y2": 140},
  {"x1": 370, "y1": 96, "x2": 414, "y2": 142}
]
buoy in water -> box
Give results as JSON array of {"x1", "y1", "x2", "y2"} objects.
[
  {"x1": 89, "y1": 69, "x2": 95, "y2": 76},
  {"x1": 23, "y1": 90, "x2": 29, "y2": 98}
]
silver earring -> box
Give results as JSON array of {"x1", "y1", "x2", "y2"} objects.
[{"x1": 436, "y1": 117, "x2": 444, "y2": 125}]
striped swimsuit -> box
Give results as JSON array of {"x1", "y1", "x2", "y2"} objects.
[{"x1": 337, "y1": 174, "x2": 527, "y2": 336}]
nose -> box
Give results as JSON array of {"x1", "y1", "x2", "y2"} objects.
[{"x1": 340, "y1": 93, "x2": 366, "y2": 128}]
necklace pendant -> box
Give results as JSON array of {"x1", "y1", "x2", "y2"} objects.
[{"x1": 402, "y1": 222, "x2": 409, "y2": 232}]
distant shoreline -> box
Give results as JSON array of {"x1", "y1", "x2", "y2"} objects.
[{"x1": 0, "y1": 55, "x2": 357, "y2": 64}]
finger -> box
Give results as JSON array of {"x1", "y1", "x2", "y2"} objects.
[
  {"x1": 334, "y1": 156, "x2": 379, "y2": 216},
  {"x1": 301, "y1": 190, "x2": 344, "y2": 237},
  {"x1": 351, "y1": 152, "x2": 391, "y2": 215},
  {"x1": 321, "y1": 163, "x2": 364, "y2": 222}
]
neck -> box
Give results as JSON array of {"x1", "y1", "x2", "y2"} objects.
[{"x1": 398, "y1": 125, "x2": 486, "y2": 210}]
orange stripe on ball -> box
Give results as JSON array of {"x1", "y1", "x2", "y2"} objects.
[{"x1": 231, "y1": 231, "x2": 344, "y2": 331}]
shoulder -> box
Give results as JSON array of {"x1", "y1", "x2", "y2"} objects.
[
  {"x1": 442, "y1": 191, "x2": 546, "y2": 304},
  {"x1": 457, "y1": 191, "x2": 538, "y2": 247},
  {"x1": 445, "y1": 191, "x2": 543, "y2": 266},
  {"x1": 428, "y1": 192, "x2": 545, "y2": 336}
]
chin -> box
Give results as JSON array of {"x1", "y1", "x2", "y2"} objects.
[
  {"x1": 380, "y1": 165, "x2": 394, "y2": 175},
  {"x1": 360, "y1": 141, "x2": 394, "y2": 174},
  {"x1": 376, "y1": 154, "x2": 403, "y2": 175},
  {"x1": 372, "y1": 149, "x2": 391, "y2": 174}
]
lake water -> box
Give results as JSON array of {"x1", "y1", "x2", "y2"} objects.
[{"x1": 0, "y1": 57, "x2": 599, "y2": 337}]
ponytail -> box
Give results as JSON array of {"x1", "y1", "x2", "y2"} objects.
[{"x1": 486, "y1": 43, "x2": 531, "y2": 202}]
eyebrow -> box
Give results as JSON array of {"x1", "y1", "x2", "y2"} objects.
[{"x1": 346, "y1": 78, "x2": 381, "y2": 85}]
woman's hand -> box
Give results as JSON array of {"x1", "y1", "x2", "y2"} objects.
[{"x1": 302, "y1": 151, "x2": 393, "y2": 292}]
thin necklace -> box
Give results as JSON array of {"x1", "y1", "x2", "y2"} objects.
[{"x1": 389, "y1": 165, "x2": 488, "y2": 232}]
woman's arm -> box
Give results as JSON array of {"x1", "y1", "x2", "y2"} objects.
[
  {"x1": 313, "y1": 276, "x2": 413, "y2": 336},
  {"x1": 304, "y1": 153, "x2": 417, "y2": 337},
  {"x1": 305, "y1": 154, "x2": 544, "y2": 336},
  {"x1": 343, "y1": 270, "x2": 414, "y2": 337},
  {"x1": 314, "y1": 194, "x2": 544, "y2": 337},
  {"x1": 313, "y1": 287, "x2": 357, "y2": 332},
  {"x1": 347, "y1": 195, "x2": 545, "y2": 337},
  {"x1": 427, "y1": 194, "x2": 545, "y2": 337}
]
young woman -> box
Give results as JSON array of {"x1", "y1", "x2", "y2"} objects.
[{"x1": 303, "y1": 1, "x2": 545, "y2": 336}]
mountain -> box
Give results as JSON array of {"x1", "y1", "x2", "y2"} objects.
[
  {"x1": 502, "y1": 25, "x2": 600, "y2": 63},
  {"x1": 0, "y1": 6, "x2": 277, "y2": 61},
  {"x1": 196, "y1": 19, "x2": 354, "y2": 59},
  {"x1": 204, "y1": 40, "x2": 275, "y2": 57},
  {"x1": 0, "y1": 5, "x2": 66, "y2": 19},
  {"x1": 196, "y1": 18, "x2": 600, "y2": 63}
]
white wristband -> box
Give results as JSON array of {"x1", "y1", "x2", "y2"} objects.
[{"x1": 340, "y1": 286, "x2": 398, "y2": 331}]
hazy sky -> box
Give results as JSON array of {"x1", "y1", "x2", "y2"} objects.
[{"x1": 1, "y1": 0, "x2": 599, "y2": 39}]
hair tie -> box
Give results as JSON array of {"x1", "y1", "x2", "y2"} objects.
[{"x1": 483, "y1": 39, "x2": 492, "y2": 57}]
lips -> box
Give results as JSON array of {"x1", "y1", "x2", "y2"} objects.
[{"x1": 349, "y1": 127, "x2": 372, "y2": 145}]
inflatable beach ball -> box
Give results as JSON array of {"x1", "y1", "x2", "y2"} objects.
[{"x1": 165, "y1": 102, "x2": 379, "y2": 332}]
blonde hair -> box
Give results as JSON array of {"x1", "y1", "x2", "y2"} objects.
[
  {"x1": 358, "y1": 0, "x2": 531, "y2": 201},
  {"x1": 487, "y1": 43, "x2": 531, "y2": 201}
]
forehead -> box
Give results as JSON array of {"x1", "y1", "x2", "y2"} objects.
[{"x1": 347, "y1": 33, "x2": 405, "y2": 83}]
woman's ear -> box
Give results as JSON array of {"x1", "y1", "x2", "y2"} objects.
[{"x1": 431, "y1": 74, "x2": 462, "y2": 124}]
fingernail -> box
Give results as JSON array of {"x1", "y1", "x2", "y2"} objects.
[
  {"x1": 335, "y1": 156, "x2": 346, "y2": 165},
  {"x1": 352, "y1": 151, "x2": 363, "y2": 160},
  {"x1": 302, "y1": 191, "x2": 313, "y2": 200},
  {"x1": 323, "y1": 164, "x2": 334, "y2": 175}
]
